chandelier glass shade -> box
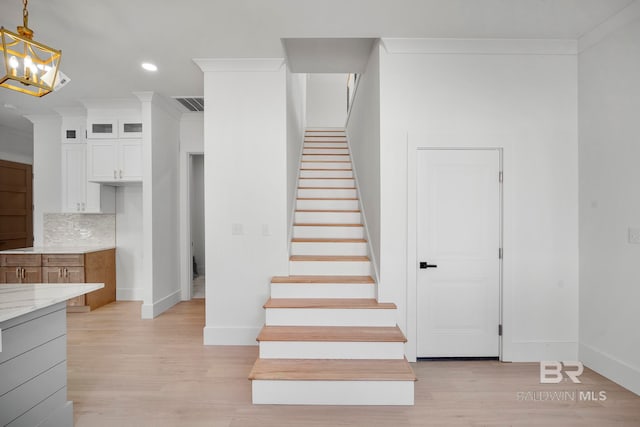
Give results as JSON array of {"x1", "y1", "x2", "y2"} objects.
[{"x1": 0, "y1": 0, "x2": 62, "y2": 97}]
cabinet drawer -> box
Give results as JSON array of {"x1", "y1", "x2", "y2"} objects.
[
  {"x1": 0, "y1": 254, "x2": 42, "y2": 267},
  {"x1": 42, "y1": 254, "x2": 84, "y2": 267}
]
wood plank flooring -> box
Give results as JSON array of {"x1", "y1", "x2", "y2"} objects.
[{"x1": 67, "y1": 301, "x2": 640, "y2": 426}]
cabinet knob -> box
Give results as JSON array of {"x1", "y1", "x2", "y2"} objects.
[
  {"x1": 16, "y1": 267, "x2": 20, "y2": 280},
  {"x1": 59, "y1": 267, "x2": 63, "y2": 278},
  {"x1": 119, "y1": 169, "x2": 123, "y2": 179},
  {"x1": 21, "y1": 267, "x2": 25, "y2": 279}
]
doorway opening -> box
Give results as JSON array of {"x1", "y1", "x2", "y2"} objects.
[{"x1": 190, "y1": 154, "x2": 205, "y2": 299}]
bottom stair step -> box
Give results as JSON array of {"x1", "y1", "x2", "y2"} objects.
[{"x1": 249, "y1": 358, "x2": 416, "y2": 405}]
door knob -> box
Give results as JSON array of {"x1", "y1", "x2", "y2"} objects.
[{"x1": 419, "y1": 262, "x2": 438, "y2": 269}]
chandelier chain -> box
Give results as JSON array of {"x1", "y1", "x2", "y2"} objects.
[{"x1": 23, "y1": 0, "x2": 29, "y2": 27}]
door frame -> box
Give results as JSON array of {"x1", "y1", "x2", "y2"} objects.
[{"x1": 406, "y1": 145, "x2": 504, "y2": 362}]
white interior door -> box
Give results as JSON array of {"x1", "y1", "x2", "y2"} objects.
[{"x1": 417, "y1": 149, "x2": 501, "y2": 358}]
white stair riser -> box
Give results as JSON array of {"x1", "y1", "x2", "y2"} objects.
[
  {"x1": 295, "y1": 211, "x2": 361, "y2": 224},
  {"x1": 303, "y1": 148, "x2": 349, "y2": 155},
  {"x1": 289, "y1": 260, "x2": 371, "y2": 276},
  {"x1": 253, "y1": 380, "x2": 413, "y2": 405},
  {"x1": 265, "y1": 308, "x2": 397, "y2": 327},
  {"x1": 296, "y1": 199, "x2": 359, "y2": 210},
  {"x1": 298, "y1": 179, "x2": 355, "y2": 188},
  {"x1": 259, "y1": 341, "x2": 405, "y2": 360},
  {"x1": 298, "y1": 188, "x2": 357, "y2": 198},
  {"x1": 302, "y1": 155, "x2": 351, "y2": 162},
  {"x1": 304, "y1": 142, "x2": 348, "y2": 148},
  {"x1": 270, "y1": 283, "x2": 375, "y2": 299},
  {"x1": 301, "y1": 162, "x2": 350, "y2": 170},
  {"x1": 293, "y1": 226, "x2": 364, "y2": 239},
  {"x1": 300, "y1": 170, "x2": 353, "y2": 179},
  {"x1": 253, "y1": 380, "x2": 414, "y2": 405},
  {"x1": 291, "y1": 241, "x2": 367, "y2": 256}
]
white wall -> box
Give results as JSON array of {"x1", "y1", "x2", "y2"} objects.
[
  {"x1": 197, "y1": 58, "x2": 288, "y2": 345},
  {"x1": 26, "y1": 116, "x2": 61, "y2": 246},
  {"x1": 191, "y1": 155, "x2": 205, "y2": 276},
  {"x1": 376, "y1": 40, "x2": 579, "y2": 362},
  {"x1": 138, "y1": 93, "x2": 182, "y2": 318},
  {"x1": 346, "y1": 43, "x2": 381, "y2": 279},
  {"x1": 0, "y1": 125, "x2": 32, "y2": 164},
  {"x1": 286, "y1": 68, "x2": 307, "y2": 237},
  {"x1": 306, "y1": 74, "x2": 348, "y2": 128},
  {"x1": 115, "y1": 185, "x2": 144, "y2": 300},
  {"x1": 578, "y1": 14, "x2": 640, "y2": 395}
]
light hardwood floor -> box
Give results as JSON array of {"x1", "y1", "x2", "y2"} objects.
[{"x1": 67, "y1": 301, "x2": 640, "y2": 426}]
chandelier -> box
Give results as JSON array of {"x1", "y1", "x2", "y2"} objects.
[{"x1": 0, "y1": 0, "x2": 62, "y2": 97}]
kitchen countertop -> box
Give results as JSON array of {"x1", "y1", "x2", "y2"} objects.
[
  {"x1": 0, "y1": 283, "x2": 104, "y2": 323},
  {"x1": 0, "y1": 246, "x2": 115, "y2": 255}
]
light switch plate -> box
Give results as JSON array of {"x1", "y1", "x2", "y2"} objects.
[{"x1": 628, "y1": 227, "x2": 640, "y2": 244}]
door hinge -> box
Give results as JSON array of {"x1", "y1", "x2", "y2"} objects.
[
  {"x1": 498, "y1": 324, "x2": 503, "y2": 336},
  {"x1": 499, "y1": 171, "x2": 503, "y2": 183},
  {"x1": 499, "y1": 248, "x2": 503, "y2": 259}
]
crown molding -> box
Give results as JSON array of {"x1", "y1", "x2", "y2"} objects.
[
  {"x1": 193, "y1": 58, "x2": 285, "y2": 72},
  {"x1": 579, "y1": 0, "x2": 640, "y2": 53},
  {"x1": 381, "y1": 38, "x2": 578, "y2": 55}
]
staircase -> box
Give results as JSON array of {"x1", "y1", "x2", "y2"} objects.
[{"x1": 248, "y1": 129, "x2": 416, "y2": 405}]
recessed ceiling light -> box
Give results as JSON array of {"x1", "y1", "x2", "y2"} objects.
[{"x1": 141, "y1": 62, "x2": 158, "y2": 72}]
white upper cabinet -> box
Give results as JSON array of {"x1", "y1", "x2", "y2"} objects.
[
  {"x1": 61, "y1": 116, "x2": 86, "y2": 143},
  {"x1": 87, "y1": 118, "x2": 118, "y2": 139},
  {"x1": 118, "y1": 119, "x2": 143, "y2": 138},
  {"x1": 87, "y1": 139, "x2": 142, "y2": 184},
  {"x1": 62, "y1": 143, "x2": 115, "y2": 213}
]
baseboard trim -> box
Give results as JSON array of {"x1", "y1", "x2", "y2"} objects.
[
  {"x1": 141, "y1": 289, "x2": 181, "y2": 319},
  {"x1": 116, "y1": 288, "x2": 144, "y2": 301},
  {"x1": 580, "y1": 343, "x2": 640, "y2": 396},
  {"x1": 203, "y1": 326, "x2": 260, "y2": 345},
  {"x1": 503, "y1": 341, "x2": 578, "y2": 362}
]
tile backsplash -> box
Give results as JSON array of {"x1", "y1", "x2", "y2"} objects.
[{"x1": 44, "y1": 213, "x2": 116, "y2": 247}]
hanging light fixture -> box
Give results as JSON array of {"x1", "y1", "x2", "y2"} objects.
[{"x1": 0, "y1": 0, "x2": 62, "y2": 97}]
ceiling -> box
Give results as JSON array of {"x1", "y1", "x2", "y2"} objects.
[{"x1": 0, "y1": 0, "x2": 636, "y2": 138}]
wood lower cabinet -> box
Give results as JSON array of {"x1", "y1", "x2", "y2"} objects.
[
  {"x1": 1, "y1": 249, "x2": 116, "y2": 312},
  {"x1": 42, "y1": 249, "x2": 116, "y2": 312},
  {"x1": 0, "y1": 254, "x2": 42, "y2": 283}
]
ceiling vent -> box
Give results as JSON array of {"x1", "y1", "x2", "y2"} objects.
[{"x1": 174, "y1": 97, "x2": 204, "y2": 112}]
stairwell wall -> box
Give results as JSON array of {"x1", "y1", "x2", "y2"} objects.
[
  {"x1": 377, "y1": 39, "x2": 579, "y2": 362},
  {"x1": 345, "y1": 42, "x2": 381, "y2": 283},
  {"x1": 286, "y1": 68, "x2": 307, "y2": 239},
  {"x1": 197, "y1": 59, "x2": 289, "y2": 345}
]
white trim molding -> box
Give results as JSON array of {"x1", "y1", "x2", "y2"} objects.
[
  {"x1": 579, "y1": 0, "x2": 640, "y2": 52},
  {"x1": 193, "y1": 58, "x2": 285, "y2": 73},
  {"x1": 580, "y1": 343, "x2": 640, "y2": 396},
  {"x1": 203, "y1": 326, "x2": 261, "y2": 345},
  {"x1": 141, "y1": 289, "x2": 182, "y2": 319},
  {"x1": 381, "y1": 38, "x2": 578, "y2": 55}
]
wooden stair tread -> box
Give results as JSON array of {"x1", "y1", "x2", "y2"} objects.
[
  {"x1": 302, "y1": 159, "x2": 350, "y2": 161},
  {"x1": 271, "y1": 275, "x2": 374, "y2": 284},
  {"x1": 290, "y1": 255, "x2": 369, "y2": 262},
  {"x1": 295, "y1": 210, "x2": 360, "y2": 213},
  {"x1": 300, "y1": 169, "x2": 352, "y2": 171},
  {"x1": 298, "y1": 187, "x2": 356, "y2": 190},
  {"x1": 264, "y1": 298, "x2": 396, "y2": 309},
  {"x1": 249, "y1": 358, "x2": 416, "y2": 381},
  {"x1": 294, "y1": 223, "x2": 362, "y2": 227},
  {"x1": 257, "y1": 325, "x2": 407, "y2": 343},
  {"x1": 291, "y1": 238, "x2": 366, "y2": 243}
]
